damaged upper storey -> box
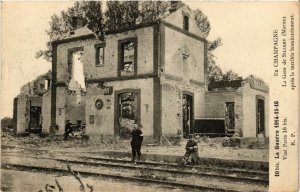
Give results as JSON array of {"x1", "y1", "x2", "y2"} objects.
[
  {"x1": 49, "y1": 3, "x2": 209, "y2": 140},
  {"x1": 19, "y1": 70, "x2": 52, "y2": 97},
  {"x1": 51, "y1": 3, "x2": 208, "y2": 88}
]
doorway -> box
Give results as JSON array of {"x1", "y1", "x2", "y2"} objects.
[
  {"x1": 182, "y1": 93, "x2": 193, "y2": 138},
  {"x1": 225, "y1": 102, "x2": 235, "y2": 134},
  {"x1": 257, "y1": 98, "x2": 265, "y2": 136},
  {"x1": 115, "y1": 89, "x2": 141, "y2": 139},
  {"x1": 29, "y1": 106, "x2": 42, "y2": 134}
]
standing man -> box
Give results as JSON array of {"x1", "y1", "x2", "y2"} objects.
[
  {"x1": 131, "y1": 123, "x2": 143, "y2": 163},
  {"x1": 64, "y1": 120, "x2": 72, "y2": 141}
]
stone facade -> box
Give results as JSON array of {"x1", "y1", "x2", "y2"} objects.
[
  {"x1": 15, "y1": 95, "x2": 29, "y2": 134},
  {"x1": 14, "y1": 71, "x2": 52, "y2": 135},
  {"x1": 51, "y1": 4, "x2": 207, "y2": 142},
  {"x1": 242, "y1": 82, "x2": 269, "y2": 138},
  {"x1": 20, "y1": 70, "x2": 52, "y2": 96},
  {"x1": 42, "y1": 90, "x2": 51, "y2": 134},
  {"x1": 13, "y1": 3, "x2": 269, "y2": 142},
  {"x1": 205, "y1": 77, "x2": 269, "y2": 138}
]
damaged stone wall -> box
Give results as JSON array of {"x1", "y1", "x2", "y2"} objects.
[
  {"x1": 20, "y1": 70, "x2": 52, "y2": 96},
  {"x1": 16, "y1": 95, "x2": 29, "y2": 134},
  {"x1": 164, "y1": 26, "x2": 205, "y2": 84},
  {"x1": 102, "y1": 26, "x2": 154, "y2": 77},
  {"x1": 85, "y1": 78, "x2": 154, "y2": 140},
  {"x1": 42, "y1": 90, "x2": 51, "y2": 134},
  {"x1": 14, "y1": 70, "x2": 52, "y2": 135},
  {"x1": 56, "y1": 39, "x2": 92, "y2": 83},
  {"x1": 161, "y1": 83, "x2": 182, "y2": 136},
  {"x1": 160, "y1": 15, "x2": 206, "y2": 137},
  {"x1": 164, "y1": 5, "x2": 207, "y2": 38},
  {"x1": 56, "y1": 39, "x2": 90, "y2": 134},
  {"x1": 205, "y1": 83, "x2": 269, "y2": 138},
  {"x1": 205, "y1": 90, "x2": 244, "y2": 137},
  {"x1": 54, "y1": 26, "x2": 155, "y2": 138},
  {"x1": 48, "y1": 87, "x2": 86, "y2": 135},
  {"x1": 193, "y1": 89, "x2": 206, "y2": 118},
  {"x1": 242, "y1": 82, "x2": 269, "y2": 137},
  {"x1": 234, "y1": 88, "x2": 244, "y2": 137},
  {"x1": 205, "y1": 91, "x2": 236, "y2": 118},
  {"x1": 55, "y1": 87, "x2": 67, "y2": 135},
  {"x1": 161, "y1": 79, "x2": 206, "y2": 136},
  {"x1": 56, "y1": 26, "x2": 154, "y2": 82},
  {"x1": 65, "y1": 90, "x2": 86, "y2": 125}
]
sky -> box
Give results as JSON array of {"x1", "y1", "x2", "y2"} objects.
[{"x1": 0, "y1": 1, "x2": 296, "y2": 118}]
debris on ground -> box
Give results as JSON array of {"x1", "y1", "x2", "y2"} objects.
[{"x1": 1, "y1": 130, "x2": 268, "y2": 162}]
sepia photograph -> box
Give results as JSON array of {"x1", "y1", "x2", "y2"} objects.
[{"x1": 1, "y1": 1, "x2": 299, "y2": 191}]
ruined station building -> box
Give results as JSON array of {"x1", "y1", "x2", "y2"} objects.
[
  {"x1": 14, "y1": 2, "x2": 269, "y2": 146},
  {"x1": 13, "y1": 70, "x2": 52, "y2": 135},
  {"x1": 45, "y1": 3, "x2": 207, "y2": 142},
  {"x1": 204, "y1": 76, "x2": 269, "y2": 145}
]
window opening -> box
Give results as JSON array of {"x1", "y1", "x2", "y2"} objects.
[
  {"x1": 44, "y1": 80, "x2": 49, "y2": 90},
  {"x1": 96, "y1": 46, "x2": 104, "y2": 66},
  {"x1": 68, "y1": 50, "x2": 85, "y2": 89},
  {"x1": 120, "y1": 41, "x2": 135, "y2": 76},
  {"x1": 183, "y1": 15, "x2": 189, "y2": 31},
  {"x1": 68, "y1": 49, "x2": 86, "y2": 104}
]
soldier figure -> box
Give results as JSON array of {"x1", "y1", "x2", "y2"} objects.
[
  {"x1": 183, "y1": 135, "x2": 200, "y2": 165},
  {"x1": 64, "y1": 120, "x2": 73, "y2": 141},
  {"x1": 131, "y1": 123, "x2": 143, "y2": 163}
]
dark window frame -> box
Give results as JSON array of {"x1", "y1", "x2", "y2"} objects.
[
  {"x1": 118, "y1": 37, "x2": 138, "y2": 77},
  {"x1": 183, "y1": 13, "x2": 189, "y2": 31},
  {"x1": 95, "y1": 43, "x2": 106, "y2": 67},
  {"x1": 256, "y1": 95, "x2": 265, "y2": 137}
]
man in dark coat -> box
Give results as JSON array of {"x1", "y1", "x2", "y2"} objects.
[
  {"x1": 131, "y1": 123, "x2": 143, "y2": 163},
  {"x1": 64, "y1": 120, "x2": 73, "y2": 140},
  {"x1": 184, "y1": 135, "x2": 200, "y2": 165}
]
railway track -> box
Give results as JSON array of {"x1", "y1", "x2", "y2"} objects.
[
  {"x1": 58, "y1": 156, "x2": 268, "y2": 184},
  {"x1": 2, "y1": 154, "x2": 268, "y2": 192},
  {"x1": 77, "y1": 156, "x2": 268, "y2": 180}
]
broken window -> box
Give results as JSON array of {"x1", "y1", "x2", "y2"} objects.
[
  {"x1": 95, "y1": 43, "x2": 105, "y2": 66},
  {"x1": 183, "y1": 15, "x2": 189, "y2": 31},
  {"x1": 119, "y1": 39, "x2": 136, "y2": 76},
  {"x1": 68, "y1": 47, "x2": 86, "y2": 105},
  {"x1": 68, "y1": 49, "x2": 86, "y2": 91}
]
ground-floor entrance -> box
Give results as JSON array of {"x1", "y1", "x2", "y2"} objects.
[
  {"x1": 225, "y1": 102, "x2": 235, "y2": 135},
  {"x1": 29, "y1": 106, "x2": 42, "y2": 134},
  {"x1": 182, "y1": 93, "x2": 194, "y2": 138},
  {"x1": 257, "y1": 98, "x2": 265, "y2": 136},
  {"x1": 115, "y1": 89, "x2": 141, "y2": 139}
]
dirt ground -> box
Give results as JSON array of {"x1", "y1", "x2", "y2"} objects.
[
  {"x1": 1, "y1": 131, "x2": 269, "y2": 162},
  {"x1": 2, "y1": 169, "x2": 191, "y2": 192}
]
